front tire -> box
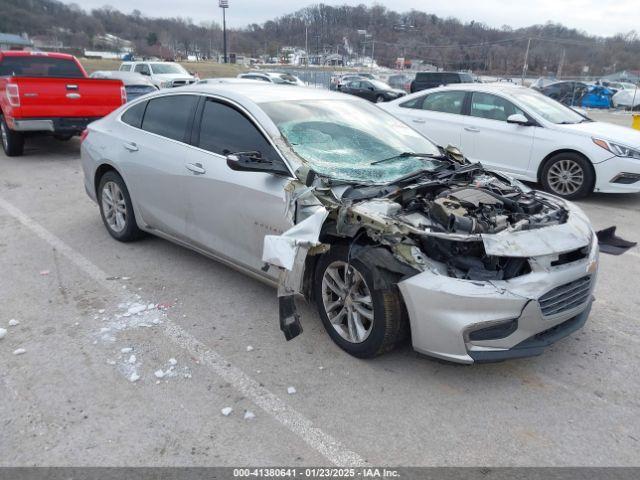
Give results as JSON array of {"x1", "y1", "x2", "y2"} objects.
[
  {"x1": 314, "y1": 245, "x2": 406, "y2": 358},
  {"x1": 98, "y1": 171, "x2": 144, "y2": 242},
  {"x1": 1, "y1": 115, "x2": 24, "y2": 157},
  {"x1": 541, "y1": 153, "x2": 594, "y2": 199}
]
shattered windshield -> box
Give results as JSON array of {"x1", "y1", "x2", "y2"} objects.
[{"x1": 260, "y1": 99, "x2": 446, "y2": 183}]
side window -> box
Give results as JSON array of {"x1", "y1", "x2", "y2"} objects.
[
  {"x1": 197, "y1": 99, "x2": 278, "y2": 161},
  {"x1": 119, "y1": 64, "x2": 131, "y2": 71},
  {"x1": 121, "y1": 101, "x2": 147, "y2": 128},
  {"x1": 141, "y1": 95, "x2": 198, "y2": 142},
  {"x1": 420, "y1": 91, "x2": 466, "y2": 114},
  {"x1": 134, "y1": 64, "x2": 151, "y2": 76},
  {"x1": 470, "y1": 92, "x2": 525, "y2": 122}
]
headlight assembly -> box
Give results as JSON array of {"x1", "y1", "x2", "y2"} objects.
[{"x1": 593, "y1": 137, "x2": 640, "y2": 159}]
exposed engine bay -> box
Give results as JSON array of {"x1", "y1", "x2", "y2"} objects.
[{"x1": 262, "y1": 156, "x2": 580, "y2": 341}]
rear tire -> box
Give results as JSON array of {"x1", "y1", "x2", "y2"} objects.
[
  {"x1": 97, "y1": 170, "x2": 144, "y2": 242},
  {"x1": 1, "y1": 115, "x2": 25, "y2": 157},
  {"x1": 314, "y1": 245, "x2": 406, "y2": 358},
  {"x1": 541, "y1": 152, "x2": 594, "y2": 199},
  {"x1": 375, "y1": 95, "x2": 385, "y2": 103}
]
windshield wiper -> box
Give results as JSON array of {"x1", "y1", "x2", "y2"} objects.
[{"x1": 371, "y1": 152, "x2": 443, "y2": 165}]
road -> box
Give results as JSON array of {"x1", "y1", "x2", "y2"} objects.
[{"x1": 1, "y1": 122, "x2": 639, "y2": 466}]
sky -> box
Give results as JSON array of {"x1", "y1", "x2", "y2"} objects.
[{"x1": 62, "y1": 0, "x2": 638, "y2": 37}]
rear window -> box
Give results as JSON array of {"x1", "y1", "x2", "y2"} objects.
[
  {"x1": 0, "y1": 56, "x2": 84, "y2": 78},
  {"x1": 141, "y1": 95, "x2": 198, "y2": 142},
  {"x1": 415, "y1": 72, "x2": 438, "y2": 82}
]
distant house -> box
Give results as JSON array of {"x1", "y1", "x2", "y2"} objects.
[{"x1": 0, "y1": 33, "x2": 33, "y2": 50}]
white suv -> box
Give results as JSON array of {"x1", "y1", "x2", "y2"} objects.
[{"x1": 119, "y1": 61, "x2": 196, "y2": 89}]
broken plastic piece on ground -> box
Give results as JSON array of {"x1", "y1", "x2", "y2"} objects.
[
  {"x1": 279, "y1": 296, "x2": 303, "y2": 341},
  {"x1": 596, "y1": 226, "x2": 637, "y2": 255},
  {"x1": 221, "y1": 407, "x2": 233, "y2": 416}
]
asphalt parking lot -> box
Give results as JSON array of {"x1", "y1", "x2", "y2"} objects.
[{"x1": 1, "y1": 112, "x2": 640, "y2": 466}]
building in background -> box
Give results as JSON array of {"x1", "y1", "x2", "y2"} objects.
[{"x1": 0, "y1": 33, "x2": 33, "y2": 50}]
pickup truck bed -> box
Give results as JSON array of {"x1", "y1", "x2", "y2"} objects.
[{"x1": 0, "y1": 51, "x2": 125, "y2": 156}]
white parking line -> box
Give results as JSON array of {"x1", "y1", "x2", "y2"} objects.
[{"x1": 0, "y1": 196, "x2": 367, "y2": 467}]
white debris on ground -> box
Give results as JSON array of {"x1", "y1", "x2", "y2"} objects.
[
  {"x1": 246, "y1": 345, "x2": 254, "y2": 352},
  {"x1": 318, "y1": 366, "x2": 324, "y2": 370},
  {"x1": 8, "y1": 319, "x2": 19, "y2": 327},
  {"x1": 154, "y1": 369, "x2": 165, "y2": 379},
  {"x1": 244, "y1": 410, "x2": 256, "y2": 420},
  {"x1": 13, "y1": 348, "x2": 26, "y2": 355},
  {"x1": 128, "y1": 354, "x2": 137, "y2": 364},
  {"x1": 95, "y1": 299, "x2": 167, "y2": 343},
  {"x1": 168, "y1": 358, "x2": 177, "y2": 366},
  {"x1": 0, "y1": 328, "x2": 7, "y2": 339},
  {"x1": 121, "y1": 347, "x2": 133, "y2": 354},
  {"x1": 221, "y1": 407, "x2": 233, "y2": 416},
  {"x1": 129, "y1": 372, "x2": 140, "y2": 382},
  {"x1": 287, "y1": 386, "x2": 296, "y2": 395},
  {"x1": 39, "y1": 270, "x2": 50, "y2": 276}
]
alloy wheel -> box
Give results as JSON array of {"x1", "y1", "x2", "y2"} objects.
[
  {"x1": 321, "y1": 260, "x2": 374, "y2": 343},
  {"x1": 101, "y1": 181, "x2": 127, "y2": 233},
  {"x1": 547, "y1": 159, "x2": 584, "y2": 196}
]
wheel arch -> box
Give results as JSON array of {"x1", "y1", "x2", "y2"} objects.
[{"x1": 537, "y1": 148, "x2": 596, "y2": 186}]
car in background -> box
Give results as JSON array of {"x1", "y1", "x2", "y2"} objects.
[
  {"x1": 409, "y1": 71, "x2": 473, "y2": 93},
  {"x1": 381, "y1": 83, "x2": 640, "y2": 198},
  {"x1": 118, "y1": 61, "x2": 196, "y2": 89},
  {"x1": 386, "y1": 73, "x2": 414, "y2": 92},
  {"x1": 532, "y1": 80, "x2": 589, "y2": 107},
  {"x1": 237, "y1": 71, "x2": 304, "y2": 86},
  {"x1": 90, "y1": 71, "x2": 157, "y2": 102},
  {"x1": 330, "y1": 72, "x2": 378, "y2": 91},
  {"x1": 339, "y1": 78, "x2": 406, "y2": 103},
  {"x1": 80, "y1": 83, "x2": 597, "y2": 363},
  {"x1": 0, "y1": 51, "x2": 126, "y2": 156}
]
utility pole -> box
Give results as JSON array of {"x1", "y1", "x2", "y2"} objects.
[
  {"x1": 521, "y1": 37, "x2": 531, "y2": 85},
  {"x1": 219, "y1": 0, "x2": 229, "y2": 63},
  {"x1": 370, "y1": 39, "x2": 375, "y2": 71},
  {"x1": 557, "y1": 48, "x2": 566, "y2": 79}
]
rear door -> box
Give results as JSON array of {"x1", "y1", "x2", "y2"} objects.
[
  {"x1": 459, "y1": 92, "x2": 535, "y2": 176},
  {"x1": 117, "y1": 94, "x2": 199, "y2": 238},
  {"x1": 394, "y1": 90, "x2": 467, "y2": 149},
  {"x1": 184, "y1": 97, "x2": 291, "y2": 272}
]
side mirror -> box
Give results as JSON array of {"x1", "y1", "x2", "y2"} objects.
[
  {"x1": 507, "y1": 113, "x2": 530, "y2": 125},
  {"x1": 368, "y1": 86, "x2": 374, "y2": 91},
  {"x1": 226, "y1": 152, "x2": 290, "y2": 176}
]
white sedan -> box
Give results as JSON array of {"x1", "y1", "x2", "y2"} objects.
[{"x1": 381, "y1": 83, "x2": 640, "y2": 198}]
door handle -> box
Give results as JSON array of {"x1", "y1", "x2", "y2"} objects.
[
  {"x1": 123, "y1": 142, "x2": 138, "y2": 152},
  {"x1": 185, "y1": 162, "x2": 206, "y2": 174},
  {"x1": 411, "y1": 119, "x2": 426, "y2": 124},
  {"x1": 464, "y1": 127, "x2": 480, "y2": 133}
]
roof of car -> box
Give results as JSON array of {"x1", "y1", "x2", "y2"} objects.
[
  {"x1": 90, "y1": 70, "x2": 156, "y2": 85},
  {"x1": 177, "y1": 82, "x2": 349, "y2": 104},
  {"x1": 0, "y1": 50, "x2": 76, "y2": 60}
]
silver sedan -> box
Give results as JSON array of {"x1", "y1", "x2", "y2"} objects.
[{"x1": 81, "y1": 84, "x2": 598, "y2": 363}]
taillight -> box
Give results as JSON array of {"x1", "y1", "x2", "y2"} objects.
[
  {"x1": 80, "y1": 129, "x2": 89, "y2": 143},
  {"x1": 120, "y1": 85, "x2": 127, "y2": 104},
  {"x1": 6, "y1": 84, "x2": 20, "y2": 107}
]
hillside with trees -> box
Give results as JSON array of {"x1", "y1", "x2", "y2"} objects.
[{"x1": 1, "y1": 0, "x2": 639, "y2": 76}]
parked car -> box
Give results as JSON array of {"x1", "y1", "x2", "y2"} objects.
[
  {"x1": 237, "y1": 71, "x2": 304, "y2": 86},
  {"x1": 118, "y1": 61, "x2": 196, "y2": 89},
  {"x1": 80, "y1": 83, "x2": 598, "y2": 363},
  {"x1": 330, "y1": 72, "x2": 377, "y2": 91},
  {"x1": 90, "y1": 71, "x2": 157, "y2": 102},
  {"x1": 0, "y1": 51, "x2": 126, "y2": 156},
  {"x1": 381, "y1": 83, "x2": 640, "y2": 198},
  {"x1": 386, "y1": 73, "x2": 414, "y2": 92},
  {"x1": 532, "y1": 81, "x2": 589, "y2": 107},
  {"x1": 409, "y1": 71, "x2": 473, "y2": 93},
  {"x1": 340, "y1": 78, "x2": 406, "y2": 103}
]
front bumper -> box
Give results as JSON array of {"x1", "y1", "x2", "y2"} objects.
[
  {"x1": 398, "y1": 228, "x2": 599, "y2": 364},
  {"x1": 11, "y1": 117, "x2": 100, "y2": 135},
  {"x1": 593, "y1": 155, "x2": 640, "y2": 193}
]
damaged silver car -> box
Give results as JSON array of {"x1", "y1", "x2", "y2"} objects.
[{"x1": 81, "y1": 84, "x2": 599, "y2": 364}]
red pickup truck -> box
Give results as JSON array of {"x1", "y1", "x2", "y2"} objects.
[{"x1": 0, "y1": 51, "x2": 126, "y2": 156}]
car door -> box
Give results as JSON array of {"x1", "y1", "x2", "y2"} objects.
[
  {"x1": 459, "y1": 91, "x2": 535, "y2": 176},
  {"x1": 360, "y1": 81, "x2": 377, "y2": 101},
  {"x1": 117, "y1": 94, "x2": 199, "y2": 239},
  {"x1": 394, "y1": 90, "x2": 467, "y2": 149},
  {"x1": 184, "y1": 97, "x2": 292, "y2": 274}
]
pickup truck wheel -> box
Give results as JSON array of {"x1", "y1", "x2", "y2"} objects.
[
  {"x1": 314, "y1": 245, "x2": 406, "y2": 358},
  {"x1": 1, "y1": 115, "x2": 24, "y2": 157},
  {"x1": 98, "y1": 171, "x2": 144, "y2": 242}
]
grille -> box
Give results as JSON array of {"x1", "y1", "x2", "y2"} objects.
[{"x1": 539, "y1": 276, "x2": 592, "y2": 317}]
